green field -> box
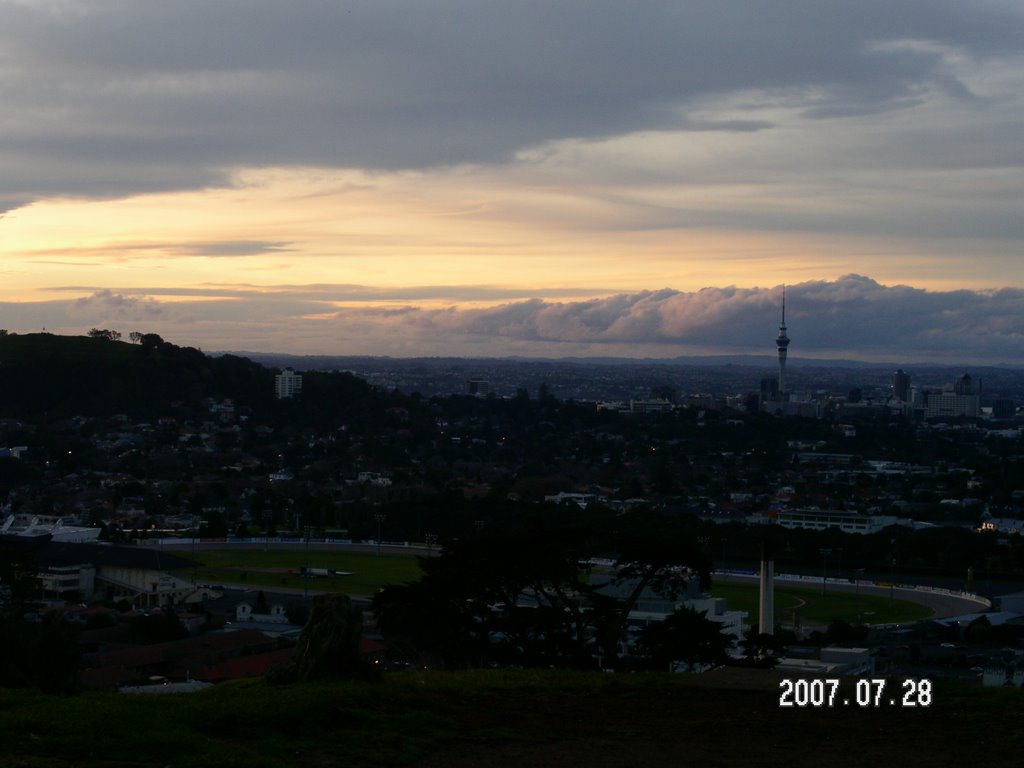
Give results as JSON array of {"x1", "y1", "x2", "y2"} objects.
[
  {"x1": 710, "y1": 582, "x2": 933, "y2": 628},
  {"x1": 180, "y1": 547, "x2": 425, "y2": 596}
]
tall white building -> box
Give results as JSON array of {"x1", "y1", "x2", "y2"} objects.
[{"x1": 274, "y1": 368, "x2": 303, "y2": 399}]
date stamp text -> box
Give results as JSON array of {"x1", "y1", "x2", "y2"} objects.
[{"x1": 779, "y1": 678, "x2": 933, "y2": 708}]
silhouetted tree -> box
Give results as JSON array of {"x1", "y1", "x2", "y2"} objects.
[
  {"x1": 375, "y1": 514, "x2": 710, "y2": 670},
  {"x1": 273, "y1": 594, "x2": 377, "y2": 683},
  {"x1": 636, "y1": 606, "x2": 731, "y2": 671},
  {"x1": 87, "y1": 328, "x2": 121, "y2": 341},
  {"x1": 735, "y1": 629, "x2": 783, "y2": 668},
  {"x1": 0, "y1": 613, "x2": 80, "y2": 694},
  {"x1": 128, "y1": 609, "x2": 188, "y2": 644}
]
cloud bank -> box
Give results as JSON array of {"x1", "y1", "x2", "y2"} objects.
[
  {"x1": 324, "y1": 275, "x2": 1024, "y2": 362},
  {"x1": 3, "y1": 276, "x2": 1020, "y2": 364}
]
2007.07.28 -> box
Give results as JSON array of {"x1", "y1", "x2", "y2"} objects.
[{"x1": 779, "y1": 678, "x2": 932, "y2": 708}]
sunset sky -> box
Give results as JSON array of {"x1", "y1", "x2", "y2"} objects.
[{"x1": 2, "y1": 1, "x2": 1022, "y2": 363}]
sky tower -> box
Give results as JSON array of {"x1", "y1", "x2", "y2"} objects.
[{"x1": 776, "y1": 286, "x2": 790, "y2": 394}]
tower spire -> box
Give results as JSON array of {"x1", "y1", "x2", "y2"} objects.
[{"x1": 776, "y1": 285, "x2": 790, "y2": 394}]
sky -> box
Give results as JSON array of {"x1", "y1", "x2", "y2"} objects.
[{"x1": 1, "y1": 1, "x2": 1023, "y2": 364}]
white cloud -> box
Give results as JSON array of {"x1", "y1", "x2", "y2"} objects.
[{"x1": 66, "y1": 289, "x2": 164, "y2": 323}]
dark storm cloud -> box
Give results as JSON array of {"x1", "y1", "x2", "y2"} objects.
[{"x1": 2, "y1": 0, "x2": 1022, "y2": 202}]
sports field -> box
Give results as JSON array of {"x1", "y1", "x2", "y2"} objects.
[
  {"x1": 185, "y1": 547, "x2": 425, "y2": 596},
  {"x1": 709, "y1": 582, "x2": 932, "y2": 627}
]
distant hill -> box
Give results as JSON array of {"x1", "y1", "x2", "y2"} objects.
[
  {"x1": 0, "y1": 333, "x2": 274, "y2": 419},
  {"x1": 0, "y1": 333, "x2": 399, "y2": 426}
]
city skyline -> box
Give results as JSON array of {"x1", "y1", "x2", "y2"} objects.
[{"x1": 2, "y1": 2, "x2": 1023, "y2": 363}]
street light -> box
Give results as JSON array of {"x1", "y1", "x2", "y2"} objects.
[
  {"x1": 304, "y1": 525, "x2": 313, "y2": 598},
  {"x1": 374, "y1": 514, "x2": 386, "y2": 558},
  {"x1": 819, "y1": 548, "x2": 832, "y2": 596},
  {"x1": 889, "y1": 538, "x2": 897, "y2": 606},
  {"x1": 191, "y1": 515, "x2": 199, "y2": 586},
  {"x1": 854, "y1": 567, "x2": 865, "y2": 622}
]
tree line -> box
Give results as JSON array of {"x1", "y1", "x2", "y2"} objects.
[{"x1": 371, "y1": 509, "x2": 738, "y2": 672}]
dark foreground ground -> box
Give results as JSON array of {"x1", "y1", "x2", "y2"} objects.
[{"x1": 2, "y1": 668, "x2": 1022, "y2": 768}]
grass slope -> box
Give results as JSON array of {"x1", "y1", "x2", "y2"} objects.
[{"x1": 1, "y1": 671, "x2": 1021, "y2": 767}]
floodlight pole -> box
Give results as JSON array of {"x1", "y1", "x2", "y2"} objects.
[
  {"x1": 854, "y1": 567, "x2": 865, "y2": 623},
  {"x1": 819, "y1": 548, "x2": 832, "y2": 596},
  {"x1": 374, "y1": 514, "x2": 386, "y2": 558},
  {"x1": 191, "y1": 515, "x2": 199, "y2": 586},
  {"x1": 304, "y1": 525, "x2": 313, "y2": 598}
]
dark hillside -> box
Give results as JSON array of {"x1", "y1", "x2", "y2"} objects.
[{"x1": 0, "y1": 333, "x2": 275, "y2": 419}]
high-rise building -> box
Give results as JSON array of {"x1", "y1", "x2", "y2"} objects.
[
  {"x1": 776, "y1": 286, "x2": 790, "y2": 394},
  {"x1": 954, "y1": 373, "x2": 974, "y2": 395},
  {"x1": 466, "y1": 378, "x2": 490, "y2": 397},
  {"x1": 992, "y1": 399, "x2": 1016, "y2": 419},
  {"x1": 274, "y1": 368, "x2": 303, "y2": 399},
  {"x1": 891, "y1": 369, "x2": 911, "y2": 402}
]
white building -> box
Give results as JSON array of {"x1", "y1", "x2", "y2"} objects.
[
  {"x1": 33, "y1": 542, "x2": 198, "y2": 607},
  {"x1": 274, "y1": 368, "x2": 303, "y2": 399},
  {"x1": 756, "y1": 509, "x2": 898, "y2": 535},
  {"x1": 923, "y1": 391, "x2": 980, "y2": 419},
  {"x1": 236, "y1": 601, "x2": 289, "y2": 624},
  {"x1": 629, "y1": 399, "x2": 673, "y2": 415}
]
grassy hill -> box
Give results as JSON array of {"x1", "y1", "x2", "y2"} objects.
[{"x1": 2, "y1": 670, "x2": 1022, "y2": 767}]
